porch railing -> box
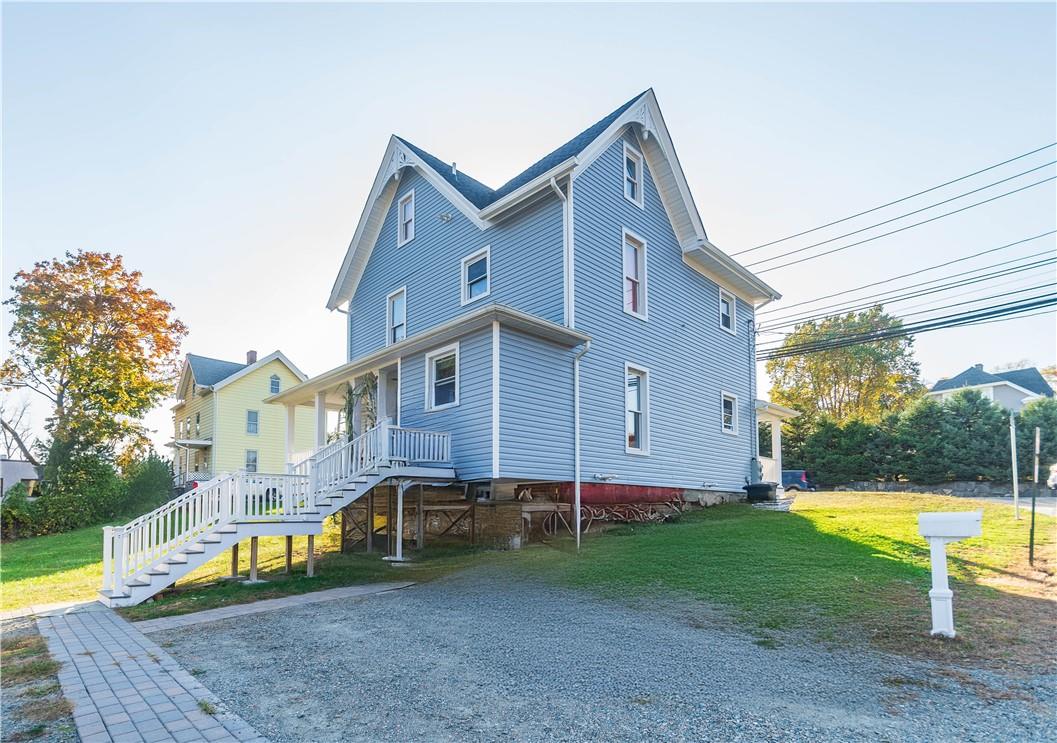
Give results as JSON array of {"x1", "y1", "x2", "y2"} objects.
[{"x1": 388, "y1": 425, "x2": 451, "y2": 464}]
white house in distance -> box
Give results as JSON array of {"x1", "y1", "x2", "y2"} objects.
[{"x1": 926, "y1": 363, "x2": 1054, "y2": 412}]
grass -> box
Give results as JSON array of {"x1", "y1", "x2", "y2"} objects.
[
  {"x1": 525, "y1": 492, "x2": 1056, "y2": 669},
  {"x1": 1, "y1": 522, "x2": 106, "y2": 610}
]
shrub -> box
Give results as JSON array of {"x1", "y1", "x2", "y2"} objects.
[
  {"x1": 1017, "y1": 397, "x2": 1057, "y2": 480},
  {"x1": 941, "y1": 390, "x2": 1007, "y2": 481},
  {"x1": 1, "y1": 483, "x2": 37, "y2": 540},
  {"x1": 122, "y1": 454, "x2": 173, "y2": 515},
  {"x1": 31, "y1": 454, "x2": 125, "y2": 535}
]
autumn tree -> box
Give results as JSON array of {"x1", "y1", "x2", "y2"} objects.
[
  {"x1": 765, "y1": 307, "x2": 923, "y2": 424},
  {"x1": 2, "y1": 251, "x2": 187, "y2": 461},
  {"x1": 0, "y1": 393, "x2": 37, "y2": 464}
]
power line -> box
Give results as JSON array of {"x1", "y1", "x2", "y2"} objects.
[
  {"x1": 758, "y1": 255, "x2": 1056, "y2": 330},
  {"x1": 739, "y1": 142, "x2": 1057, "y2": 254},
  {"x1": 970, "y1": 307, "x2": 1055, "y2": 328},
  {"x1": 757, "y1": 295, "x2": 1057, "y2": 360},
  {"x1": 750, "y1": 176, "x2": 1057, "y2": 273},
  {"x1": 756, "y1": 230, "x2": 1056, "y2": 316},
  {"x1": 740, "y1": 161, "x2": 1054, "y2": 261}
]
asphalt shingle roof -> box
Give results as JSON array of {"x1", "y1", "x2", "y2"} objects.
[
  {"x1": 395, "y1": 90, "x2": 648, "y2": 210},
  {"x1": 930, "y1": 364, "x2": 1054, "y2": 397},
  {"x1": 186, "y1": 354, "x2": 247, "y2": 387}
]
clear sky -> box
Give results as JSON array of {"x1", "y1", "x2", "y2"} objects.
[{"x1": 3, "y1": 2, "x2": 1055, "y2": 453}]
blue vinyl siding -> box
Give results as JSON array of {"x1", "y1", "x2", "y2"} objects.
[
  {"x1": 348, "y1": 169, "x2": 565, "y2": 362},
  {"x1": 498, "y1": 327, "x2": 575, "y2": 481},
  {"x1": 398, "y1": 328, "x2": 493, "y2": 481},
  {"x1": 572, "y1": 131, "x2": 756, "y2": 491}
]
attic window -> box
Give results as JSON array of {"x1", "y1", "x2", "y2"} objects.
[
  {"x1": 397, "y1": 190, "x2": 415, "y2": 246},
  {"x1": 623, "y1": 142, "x2": 644, "y2": 208},
  {"x1": 269, "y1": 374, "x2": 281, "y2": 394}
]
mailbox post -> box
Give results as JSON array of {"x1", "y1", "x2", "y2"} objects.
[{"x1": 917, "y1": 511, "x2": 982, "y2": 638}]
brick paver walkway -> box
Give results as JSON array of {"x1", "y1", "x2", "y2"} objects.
[
  {"x1": 133, "y1": 582, "x2": 414, "y2": 634},
  {"x1": 37, "y1": 604, "x2": 264, "y2": 743}
]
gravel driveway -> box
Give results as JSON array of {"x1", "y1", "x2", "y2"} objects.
[{"x1": 160, "y1": 566, "x2": 1054, "y2": 742}]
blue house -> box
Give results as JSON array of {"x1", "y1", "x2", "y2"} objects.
[
  {"x1": 275, "y1": 89, "x2": 782, "y2": 507},
  {"x1": 100, "y1": 90, "x2": 788, "y2": 605}
]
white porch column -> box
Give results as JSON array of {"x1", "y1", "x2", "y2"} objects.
[
  {"x1": 285, "y1": 404, "x2": 296, "y2": 469},
  {"x1": 772, "y1": 419, "x2": 785, "y2": 496},
  {"x1": 352, "y1": 379, "x2": 363, "y2": 438},
  {"x1": 376, "y1": 371, "x2": 388, "y2": 429},
  {"x1": 314, "y1": 391, "x2": 327, "y2": 448},
  {"x1": 383, "y1": 480, "x2": 409, "y2": 563}
]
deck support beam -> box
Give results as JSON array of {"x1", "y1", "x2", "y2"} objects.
[
  {"x1": 366, "y1": 490, "x2": 374, "y2": 553},
  {"x1": 416, "y1": 484, "x2": 425, "y2": 549},
  {"x1": 247, "y1": 537, "x2": 261, "y2": 583},
  {"x1": 228, "y1": 543, "x2": 239, "y2": 579},
  {"x1": 383, "y1": 480, "x2": 411, "y2": 564},
  {"x1": 284, "y1": 535, "x2": 293, "y2": 573},
  {"x1": 306, "y1": 535, "x2": 315, "y2": 577}
]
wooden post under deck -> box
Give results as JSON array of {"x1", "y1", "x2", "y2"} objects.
[
  {"x1": 306, "y1": 535, "x2": 315, "y2": 577},
  {"x1": 340, "y1": 510, "x2": 347, "y2": 553},
  {"x1": 230, "y1": 543, "x2": 239, "y2": 578},
  {"x1": 416, "y1": 484, "x2": 425, "y2": 549},
  {"x1": 386, "y1": 485, "x2": 393, "y2": 556},
  {"x1": 366, "y1": 490, "x2": 374, "y2": 554},
  {"x1": 284, "y1": 535, "x2": 293, "y2": 573},
  {"x1": 248, "y1": 537, "x2": 259, "y2": 582}
]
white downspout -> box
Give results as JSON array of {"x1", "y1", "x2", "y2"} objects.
[{"x1": 574, "y1": 340, "x2": 591, "y2": 550}]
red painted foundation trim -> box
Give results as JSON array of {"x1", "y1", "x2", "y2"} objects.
[{"x1": 557, "y1": 482, "x2": 684, "y2": 505}]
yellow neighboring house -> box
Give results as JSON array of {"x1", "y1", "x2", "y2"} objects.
[{"x1": 169, "y1": 350, "x2": 315, "y2": 487}]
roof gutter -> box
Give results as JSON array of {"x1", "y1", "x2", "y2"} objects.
[{"x1": 478, "y1": 157, "x2": 578, "y2": 221}]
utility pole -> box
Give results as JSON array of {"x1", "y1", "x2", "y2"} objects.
[
  {"x1": 1030, "y1": 426, "x2": 1040, "y2": 565},
  {"x1": 1009, "y1": 413, "x2": 1020, "y2": 520}
]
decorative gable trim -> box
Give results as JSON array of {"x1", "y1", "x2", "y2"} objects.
[{"x1": 328, "y1": 137, "x2": 489, "y2": 310}]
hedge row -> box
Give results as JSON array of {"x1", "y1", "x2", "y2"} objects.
[{"x1": 783, "y1": 392, "x2": 1057, "y2": 486}]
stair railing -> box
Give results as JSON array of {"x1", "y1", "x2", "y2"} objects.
[{"x1": 310, "y1": 419, "x2": 390, "y2": 496}]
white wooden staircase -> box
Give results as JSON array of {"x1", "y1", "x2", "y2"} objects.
[{"x1": 99, "y1": 421, "x2": 454, "y2": 607}]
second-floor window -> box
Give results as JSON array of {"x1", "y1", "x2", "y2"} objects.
[
  {"x1": 624, "y1": 142, "x2": 644, "y2": 208},
  {"x1": 387, "y1": 287, "x2": 407, "y2": 345},
  {"x1": 195, "y1": 412, "x2": 200, "y2": 437},
  {"x1": 245, "y1": 450, "x2": 258, "y2": 473},
  {"x1": 397, "y1": 190, "x2": 415, "y2": 246},
  {"x1": 719, "y1": 289, "x2": 736, "y2": 334},
  {"x1": 185, "y1": 417, "x2": 191, "y2": 438},
  {"x1": 623, "y1": 229, "x2": 647, "y2": 319},
  {"x1": 246, "y1": 410, "x2": 259, "y2": 435},
  {"x1": 461, "y1": 247, "x2": 490, "y2": 305},
  {"x1": 270, "y1": 374, "x2": 281, "y2": 394}
]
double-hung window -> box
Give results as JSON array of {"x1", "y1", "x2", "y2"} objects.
[
  {"x1": 269, "y1": 374, "x2": 281, "y2": 394},
  {"x1": 386, "y1": 287, "x2": 407, "y2": 345},
  {"x1": 195, "y1": 413, "x2": 200, "y2": 437},
  {"x1": 623, "y1": 142, "x2": 644, "y2": 208},
  {"x1": 622, "y1": 229, "x2": 647, "y2": 319},
  {"x1": 625, "y1": 364, "x2": 650, "y2": 454},
  {"x1": 461, "y1": 247, "x2": 490, "y2": 305},
  {"x1": 246, "y1": 410, "x2": 259, "y2": 435},
  {"x1": 397, "y1": 190, "x2": 415, "y2": 246},
  {"x1": 721, "y1": 393, "x2": 738, "y2": 435},
  {"x1": 425, "y1": 343, "x2": 459, "y2": 411},
  {"x1": 719, "y1": 289, "x2": 736, "y2": 334},
  {"x1": 245, "y1": 450, "x2": 258, "y2": 473}
]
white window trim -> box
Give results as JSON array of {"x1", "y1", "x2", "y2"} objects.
[
  {"x1": 621, "y1": 227, "x2": 648, "y2": 321},
  {"x1": 623, "y1": 141, "x2": 645, "y2": 209},
  {"x1": 246, "y1": 409, "x2": 259, "y2": 435},
  {"x1": 624, "y1": 362, "x2": 651, "y2": 455},
  {"x1": 721, "y1": 391, "x2": 739, "y2": 436},
  {"x1": 719, "y1": 289, "x2": 737, "y2": 336},
  {"x1": 397, "y1": 189, "x2": 416, "y2": 247},
  {"x1": 460, "y1": 246, "x2": 491, "y2": 306},
  {"x1": 245, "y1": 449, "x2": 258, "y2": 473},
  {"x1": 424, "y1": 342, "x2": 460, "y2": 412},
  {"x1": 385, "y1": 286, "x2": 407, "y2": 347}
]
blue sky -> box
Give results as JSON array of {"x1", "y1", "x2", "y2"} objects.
[{"x1": 3, "y1": 2, "x2": 1055, "y2": 451}]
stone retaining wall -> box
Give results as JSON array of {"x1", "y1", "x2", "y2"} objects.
[{"x1": 834, "y1": 480, "x2": 1043, "y2": 498}]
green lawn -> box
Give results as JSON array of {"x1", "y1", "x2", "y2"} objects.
[{"x1": 3, "y1": 492, "x2": 1053, "y2": 667}]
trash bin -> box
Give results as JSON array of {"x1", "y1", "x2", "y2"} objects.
[{"x1": 744, "y1": 482, "x2": 776, "y2": 503}]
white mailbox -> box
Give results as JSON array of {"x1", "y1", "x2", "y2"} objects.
[{"x1": 917, "y1": 511, "x2": 982, "y2": 638}]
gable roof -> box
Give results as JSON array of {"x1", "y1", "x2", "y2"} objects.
[
  {"x1": 179, "y1": 351, "x2": 308, "y2": 400},
  {"x1": 327, "y1": 89, "x2": 780, "y2": 310},
  {"x1": 930, "y1": 364, "x2": 1054, "y2": 397},
  {"x1": 994, "y1": 367, "x2": 1054, "y2": 397}
]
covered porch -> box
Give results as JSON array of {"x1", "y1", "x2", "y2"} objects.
[{"x1": 755, "y1": 400, "x2": 799, "y2": 496}]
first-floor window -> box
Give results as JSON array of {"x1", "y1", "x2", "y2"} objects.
[
  {"x1": 722, "y1": 393, "x2": 738, "y2": 434},
  {"x1": 625, "y1": 365, "x2": 649, "y2": 453},
  {"x1": 246, "y1": 409, "x2": 259, "y2": 434},
  {"x1": 425, "y1": 343, "x2": 459, "y2": 410},
  {"x1": 245, "y1": 450, "x2": 258, "y2": 473}
]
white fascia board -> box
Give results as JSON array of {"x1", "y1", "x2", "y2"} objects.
[
  {"x1": 327, "y1": 137, "x2": 489, "y2": 310},
  {"x1": 211, "y1": 350, "x2": 308, "y2": 392},
  {"x1": 684, "y1": 238, "x2": 782, "y2": 308},
  {"x1": 478, "y1": 158, "x2": 578, "y2": 220},
  {"x1": 269, "y1": 304, "x2": 591, "y2": 407},
  {"x1": 754, "y1": 399, "x2": 800, "y2": 420}
]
